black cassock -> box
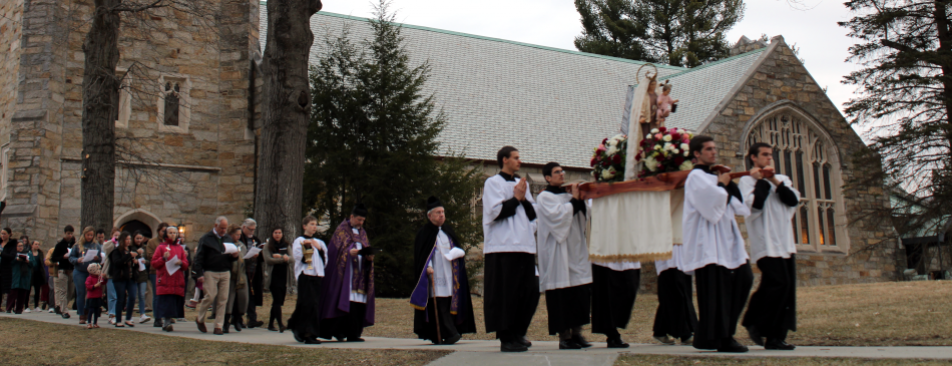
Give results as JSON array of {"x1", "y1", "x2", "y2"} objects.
[
  {"x1": 653, "y1": 268, "x2": 698, "y2": 339},
  {"x1": 590, "y1": 264, "x2": 640, "y2": 337},
  {"x1": 412, "y1": 222, "x2": 476, "y2": 341}
]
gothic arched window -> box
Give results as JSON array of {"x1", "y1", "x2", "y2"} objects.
[
  {"x1": 745, "y1": 110, "x2": 849, "y2": 252},
  {"x1": 156, "y1": 74, "x2": 191, "y2": 133}
]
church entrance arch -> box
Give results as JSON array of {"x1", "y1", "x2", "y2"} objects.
[
  {"x1": 119, "y1": 220, "x2": 153, "y2": 238},
  {"x1": 114, "y1": 209, "x2": 163, "y2": 239}
]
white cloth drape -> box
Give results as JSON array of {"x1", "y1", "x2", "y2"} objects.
[
  {"x1": 589, "y1": 190, "x2": 673, "y2": 262},
  {"x1": 537, "y1": 191, "x2": 592, "y2": 292}
]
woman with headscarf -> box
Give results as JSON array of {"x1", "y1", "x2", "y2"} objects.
[
  {"x1": 263, "y1": 227, "x2": 291, "y2": 332},
  {"x1": 69, "y1": 226, "x2": 102, "y2": 325},
  {"x1": 224, "y1": 224, "x2": 249, "y2": 333},
  {"x1": 152, "y1": 226, "x2": 189, "y2": 331}
]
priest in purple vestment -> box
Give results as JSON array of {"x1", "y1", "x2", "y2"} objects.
[{"x1": 319, "y1": 204, "x2": 375, "y2": 342}]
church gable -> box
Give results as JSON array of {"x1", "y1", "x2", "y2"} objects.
[{"x1": 700, "y1": 36, "x2": 901, "y2": 285}]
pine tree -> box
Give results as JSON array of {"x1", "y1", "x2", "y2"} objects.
[
  {"x1": 574, "y1": 0, "x2": 745, "y2": 67},
  {"x1": 839, "y1": 1, "x2": 952, "y2": 243},
  {"x1": 305, "y1": 0, "x2": 484, "y2": 297}
]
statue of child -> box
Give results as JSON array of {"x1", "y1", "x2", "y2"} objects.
[{"x1": 656, "y1": 82, "x2": 679, "y2": 125}]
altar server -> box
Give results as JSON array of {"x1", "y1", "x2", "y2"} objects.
[
  {"x1": 319, "y1": 204, "x2": 375, "y2": 342},
  {"x1": 740, "y1": 142, "x2": 800, "y2": 351},
  {"x1": 482, "y1": 146, "x2": 539, "y2": 353},
  {"x1": 410, "y1": 197, "x2": 476, "y2": 345},
  {"x1": 536, "y1": 162, "x2": 593, "y2": 350},
  {"x1": 288, "y1": 215, "x2": 328, "y2": 344},
  {"x1": 652, "y1": 244, "x2": 697, "y2": 345},
  {"x1": 680, "y1": 135, "x2": 753, "y2": 353},
  {"x1": 590, "y1": 259, "x2": 640, "y2": 348}
]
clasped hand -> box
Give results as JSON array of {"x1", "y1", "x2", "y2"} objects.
[{"x1": 513, "y1": 178, "x2": 528, "y2": 201}]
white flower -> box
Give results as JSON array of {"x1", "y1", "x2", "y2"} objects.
[
  {"x1": 644, "y1": 156, "x2": 659, "y2": 172},
  {"x1": 607, "y1": 145, "x2": 618, "y2": 156},
  {"x1": 672, "y1": 148, "x2": 679, "y2": 154},
  {"x1": 651, "y1": 128, "x2": 660, "y2": 134},
  {"x1": 683, "y1": 150, "x2": 689, "y2": 157},
  {"x1": 601, "y1": 168, "x2": 615, "y2": 180},
  {"x1": 663, "y1": 135, "x2": 673, "y2": 142},
  {"x1": 679, "y1": 161, "x2": 694, "y2": 171},
  {"x1": 680, "y1": 143, "x2": 689, "y2": 151},
  {"x1": 654, "y1": 145, "x2": 662, "y2": 150},
  {"x1": 664, "y1": 142, "x2": 674, "y2": 150},
  {"x1": 646, "y1": 133, "x2": 652, "y2": 140}
]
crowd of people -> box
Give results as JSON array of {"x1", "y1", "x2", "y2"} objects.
[{"x1": 1, "y1": 137, "x2": 798, "y2": 353}]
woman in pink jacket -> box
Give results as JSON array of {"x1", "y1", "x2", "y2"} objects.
[{"x1": 151, "y1": 226, "x2": 189, "y2": 332}]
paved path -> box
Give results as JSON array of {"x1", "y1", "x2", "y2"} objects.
[{"x1": 4, "y1": 311, "x2": 951, "y2": 365}]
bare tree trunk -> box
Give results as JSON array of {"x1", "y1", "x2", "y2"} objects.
[
  {"x1": 255, "y1": 0, "x2": 323, "y2": 239},
  {"x1": 81, "y1": 0, "x2": 121, "y2": 231}
]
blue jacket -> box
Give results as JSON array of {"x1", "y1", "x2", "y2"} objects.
[{"x1": 69, "y1": 242, "x2": 103, "y2": 274}]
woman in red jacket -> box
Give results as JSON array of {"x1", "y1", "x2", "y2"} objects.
[{"x1": 151, "y1": 226, "x2": 189, "y2": 332}]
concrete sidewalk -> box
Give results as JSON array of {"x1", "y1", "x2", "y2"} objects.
[{"x1": 3, "y1": 311, "x2": 951, "y2": 365}]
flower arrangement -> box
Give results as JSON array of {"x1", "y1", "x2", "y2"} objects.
[
  {"x1": 590, "y1": 134, "x2": 627, "y2": 182},
  {"x1": 635, "y1": 127, "x2": 695, "y2": 178}
]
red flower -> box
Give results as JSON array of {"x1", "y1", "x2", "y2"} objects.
[
  {"x1": 674, "y1": 156, "x2": 685, "y2": 166},
  {"x1": 602, "y1": 159, "x2": 610, "y2": 167},
  {"x1": 602, "y1": 138, "x2": 609, "y2": 145},
  {"x1": 635, "y1": 152, "x2": 642, "y2": 161},
  {"x1": 590, "y1": 157, "x2": 597, "y2": 167},
  {"x1": 659, "y1": 126, "x2": 667, "y2": 133},
  {"x1": 612, "y1": 154, "x2": 622, "y2": 164},
  {"x1": 671, "y1": 132, "x2": 681, "y2": 141}
]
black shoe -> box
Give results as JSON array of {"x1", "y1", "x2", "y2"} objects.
[
  {"x1": 279, "y1": 324, "x2": 286, "y2": 333},
  {"x1": 222, "y1": 315, "x2": 231, "y2": 334},
  {"x1": 559, "y1": 340, "x2": 582, "y2": 349},
  {"x1": 250, "y1": 320, "x2": 264, "y2": 328},
  {"x1": 54, "y1": 307, "x2": 62, "y2": 315},
  {"x1": 572, "y1": 334, "x2": 592, "y2": 348},
  {"x1": 746, "y1": 326, "x2": 764, "y2": 346},
  {"x1": 153, "y1": 319, "x2": 163, "y2": 327},
  {"x1": 61, "y1": 312, "x2": 71, "y2": 319},
  {"x1": 500, "y1": 341, "x2": 528, "y2": 352},
  {"x1": 304, "y1": 337, "x2": 322, "y2": 344},
  {"x1": 346, "y1": 337, "x2": 365, "y2": 342},
  {"x1": 334, "y1": 334, "x2": 346, "y2": 342},
  {"x1": 517, "y1": 336, "x2": 532, "y2": 348},
  {"x1": 444, "y1": 334, "x2": 461, "y2": 345},
  {"x1": 607, "y1": 337, "x2": 630, "y2": 349},
  {"x1": 292, "y1": 329, "x2": 304, "y2": 343},
  {"x1": 268, "y1": 326, "x2": 278, "y2": 332},
  {"x1": 764, "y1": 339, "x2": 796, "y2": 350},
  {"x1": 717, "y1": 338, "x2": 749, "y2": 353},
  {"x1": 233, "y1": 316, "x2": 243, "y2": 332}
]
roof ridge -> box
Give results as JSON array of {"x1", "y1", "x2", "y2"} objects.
[
  {"x1": 304, "y1": 9, "x2": 687, "y2": 71},
  {"x1": 659, "y1": 47, "x2": 768, "y2": 81}
]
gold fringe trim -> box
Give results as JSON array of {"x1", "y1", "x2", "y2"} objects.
[
  {"x1": 408, "y1": 301, "x2": 426, "y2": 311},
  {"x1": 589, "y1": 251, "x2": 672, "y2": 263}
]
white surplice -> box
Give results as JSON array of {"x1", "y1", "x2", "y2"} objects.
[
  {"x1": 482, "y1": 173, "x2": 537, "y2": 254},
  {"x1": 292, "y1": 236, "x2": 328, "y2": 279},
  {"x1": 536, "y1": 190, "x2": 593, "y2": 292},
  {"x1": 739, "y1": 174, "x2": 800, "y2": 263},
  {"x1": 426, "y1": 229, "x2": 455, "y2": 297},
  {"x1": 654, "y1": 244, "x2": 683, "y2": 275},
  {"x1": 592, "y1": 261, "x2": 641, "y2": 271},
  {"x1": 678, "y1": 169, "x2": 751, "y2": 273}
]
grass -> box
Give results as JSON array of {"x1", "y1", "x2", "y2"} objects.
[
  {"x1": 363, "y1": 280, "x2": 952, "y2": 346},
  {"x1": 0, "y1": 317, "x2": 448, "y2": 366},
  {"x1": 180, "y1": 280, "x2": 951, "y2": 346},
  {"x1": 614, "y1": 354, "x2": 952, "y2": 365}
]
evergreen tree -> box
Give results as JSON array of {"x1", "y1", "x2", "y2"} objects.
[
  {"x1": 574, "y1": 0, "x2": 745, "y2": 67},
  {"x1": 839, "y1": 1, "x2": 952, "y2": 241},
  {"x1": 305, "y1": 0, "x2": 484, "y2": 297}
]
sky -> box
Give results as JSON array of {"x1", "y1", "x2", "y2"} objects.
[{"x1": 316, "y1": 0, "x2": 863, "y2": 117}]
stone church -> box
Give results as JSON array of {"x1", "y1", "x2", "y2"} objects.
[{"x1": 1, "y1": 1, "x2": 902, "y2": 287}]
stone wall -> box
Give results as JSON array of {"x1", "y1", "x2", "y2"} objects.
[
  {"x1": 0, "y1": 0, "x2": 23, "y2": 149},
  {"x1": 700, "y1": 36, "x2": 902, "y2": 287},
  {"x1": 0, "y1": 0, "x2": 260, "y2": 248}
]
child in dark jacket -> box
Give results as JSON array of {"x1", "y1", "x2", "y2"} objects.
[{"x1": 85, "y1": 264, "x2": 105, "y2": 329}]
